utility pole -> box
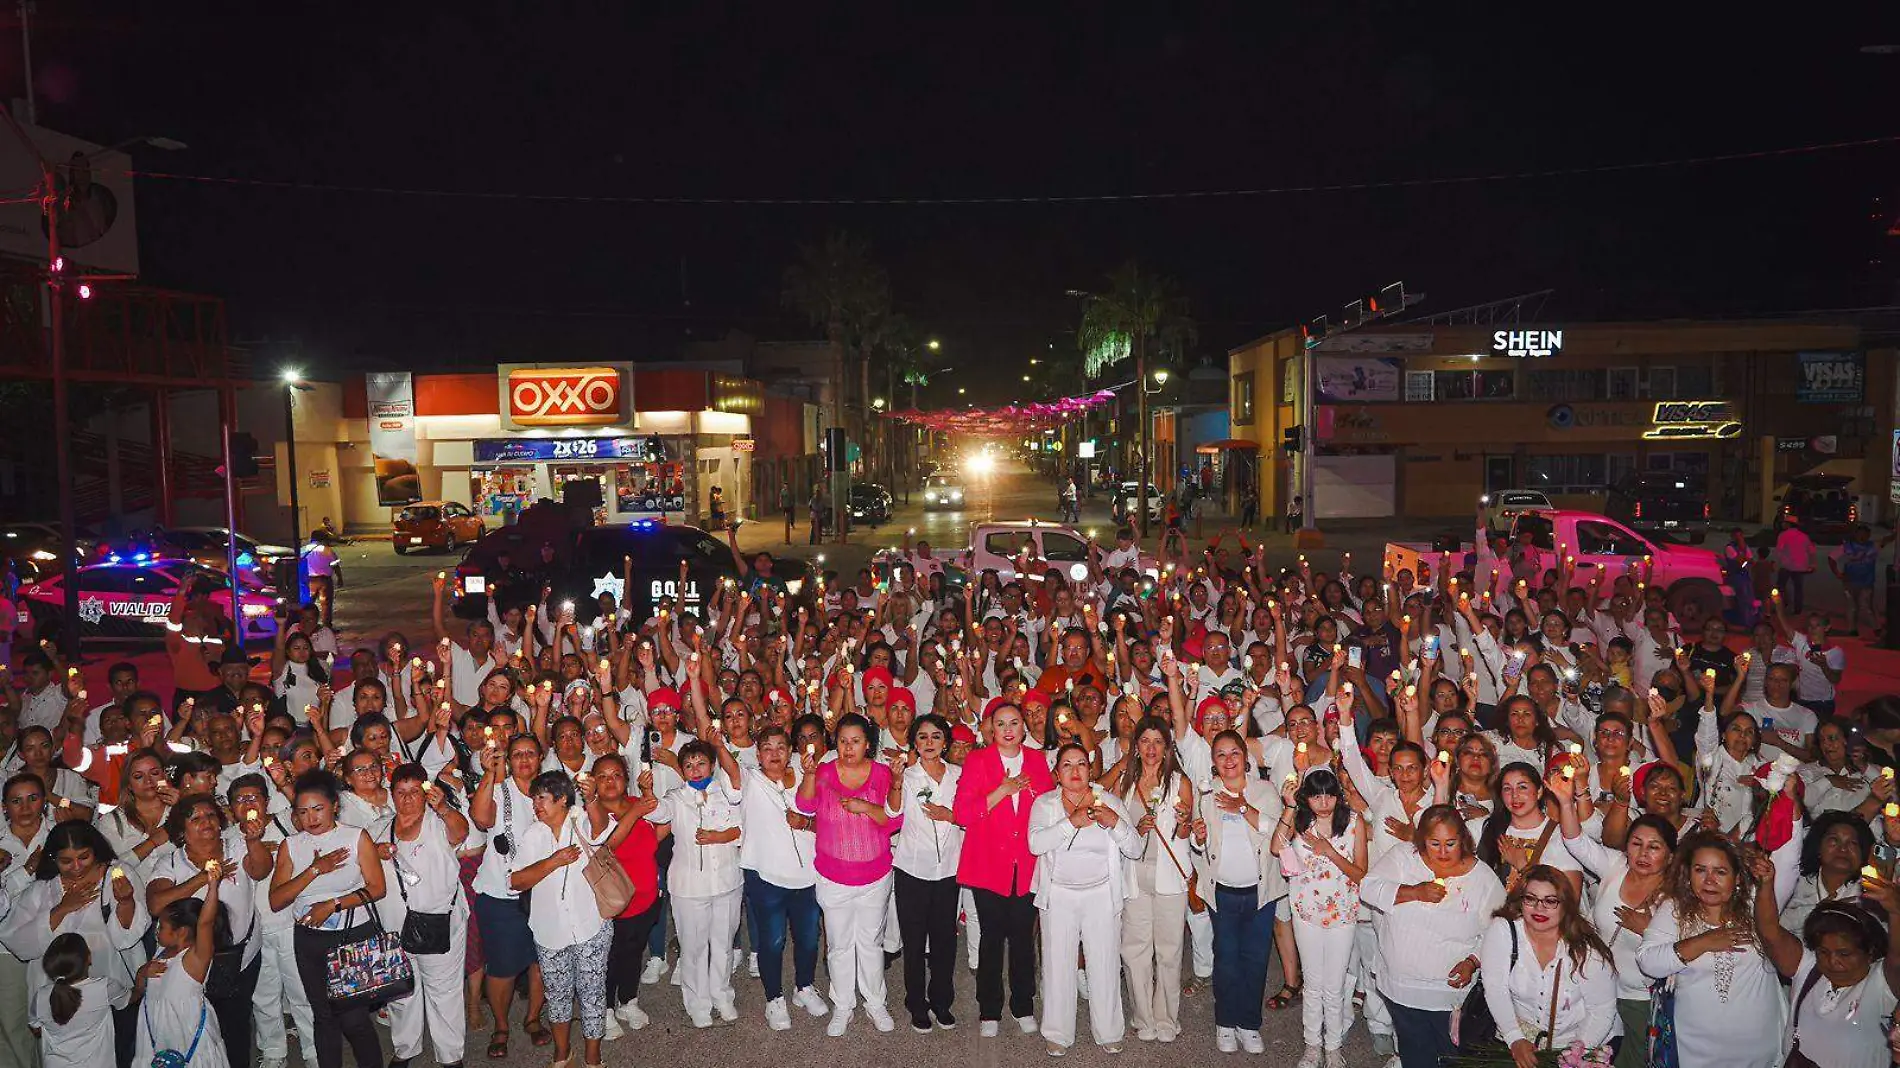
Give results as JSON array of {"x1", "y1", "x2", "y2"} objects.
[
  {"x1": 284, "y1": 378, "x2": 302, "y2": 543},
  {"x1": 1136, "y1": 334, "x2": 1150, "y2": 542}
]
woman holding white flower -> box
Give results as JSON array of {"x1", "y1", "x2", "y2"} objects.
[
  {"x1": 1107, "y1": 714, "x2": 1195, "y2": 1043},
  {"x1": 1476, "y1": 864, "x2": 1618, "y2": 1067},
  {"x1": 1028, "y1": 742, "x2": 1143, "y2": 1057},
  {"x1": 509, "y1": 770, "x2": 613, "y2": 1068}
]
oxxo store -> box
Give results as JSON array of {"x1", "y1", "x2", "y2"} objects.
[{"x1": 340, "y1": 363, "x2": 768, "y2": 528}]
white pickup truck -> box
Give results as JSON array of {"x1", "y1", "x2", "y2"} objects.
[{"x1": 1384, "y1": 509, "x2": 1733, "y2": 630}]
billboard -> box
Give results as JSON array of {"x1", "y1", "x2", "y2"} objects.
[
  {"x1": 1796, "y1": 351, "x2": 1863, "y2": 403},
  {"x1": 0, "y1": 122, "x2": 139, "y2": 274},
  {"x1": 365, "y1": 372, "x2": 421, "y2": 506},
  {"x1": 499, "y1": 364, "x2": 631, "y2": 429},
  {"x1": 1315, "y1": 355, "x2": 1402, "y2": 402}
]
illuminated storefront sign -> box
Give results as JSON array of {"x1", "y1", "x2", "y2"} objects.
[
  {"x1": 503, "y1": 366, "x2": 626, "y2": 427},
  {"x1": 1492, "y1": 329, "x2": 1564, "y2": 358},
  {"x1": 1643, "y1": 400, "x2": 1741, "y2": 440}
]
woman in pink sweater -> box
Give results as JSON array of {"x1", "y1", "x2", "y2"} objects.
[
  {"x1": 796, "y1": 712, "x2": 902, "y2": 1037},
  {"x1": 952, "y1": 700, "x2": 1055, "y2": 1036}
]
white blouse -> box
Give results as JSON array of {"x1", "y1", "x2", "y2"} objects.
[
  {"x1": 1360, "y1": 849, "x2": 1507, "y2": 1012},
  {"x1": 513, "y1": 812, "x2": 609, "y2": 951},
  {"x1": 890, "y1": 761, "x2": 964, "y2": 883},
  {"x1": 737, "y1": 766, "x2": 816, "y2": 890},
  {"x1": 1562, "y1": 830, "x2": 1661, "y2": 1002},
  {"x1": 1789, "y1": 949, "x2": 1897, "y2": 1068},
  {"x1": 1026, "y1": 789, "x2": 1142, "y2": 912},
  {"x1": 382, "y1": 810, "x2": 466, "y2": 922},
  {"x1": 651, "y1": 781, "x2": 744, "y2": 899},
  {"x1": 1478, "y1": 916, "x2": 1618, "y2": 1049},
  {"x1": 149, "y1": 838, "x2": 261, "y2": 968}
]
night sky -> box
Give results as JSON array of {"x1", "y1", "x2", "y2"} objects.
[{"x1": 25, "y1": 4, "x2": 1900, "y2": 400}]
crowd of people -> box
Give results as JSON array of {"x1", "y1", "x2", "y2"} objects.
[{"x1": 1, "y1": 519, "x2": 1898, "y2": 1068}]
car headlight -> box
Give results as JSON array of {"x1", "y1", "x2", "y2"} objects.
[
  {"x1": 28, "y1": 549, "x2": 56, "y2": 562},
  {"x1": 951, "y1": 491, "x2": 962, "y2": 501},
  {"x1": 925, "y1": 494, "x2": 936, "y2": 503},
  {"x1": 242, "y1": 603, "x2": 272, "y2": 617}
]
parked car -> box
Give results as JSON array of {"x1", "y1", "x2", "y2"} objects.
[
  {"x1": 0, "y1": 522, "x2": 101, "y2": 580},
  {"x1": 849, "y1": 484, "x2": 893, "y2": 526},
  {"x1": 394, "y1": 501, "x2": 487, "y2": 554},
  {"x1": 452, "y1": 519, "x2": 741, "y2": 624},
  {"x1": 1482, "y1": 490, "x2": 1554, "y2": 532},
  {"x1": 1386, "y1": 508, "x2": 1732, "y2": 631},
  {"x1": 1605, "y1": 472, "x2": 1710, "y2": 540},
  {"x1": 1777, "y1": 473, "x2": 1859, "y2": 542},
  {"x1": 1115, "y1": 482, "x2": 1165, "y2": 524},
  {"x1": 922, "y1": 474, "x2": 967, "y2": 511},
  {"x1": 18, "y1": 560, "x2": 281, "y2": 644},
  {"x1": 100, "y1": 527, "x2": 297, "y2": 584}
]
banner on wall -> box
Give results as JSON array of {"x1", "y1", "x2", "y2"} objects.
[
  {"x1": 1796, "y1": 352, "x2": 1864, "y2": 403},
  {"x1": 1314, "y1": 356, "x2": 1402, "y2": 402},
  {"x1": 365, "y1": 372, "x2": 422, "y2": 506}
]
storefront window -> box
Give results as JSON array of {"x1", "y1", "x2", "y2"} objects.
[
  {"x1": 1232, "y1": 373, "x2": 1255, "y2": 425},
  {"x1": 613, "y1": 461, "x2": 687, "y2": 516},
  {"x1": 1525, "y1": 454, "x2": 1609, "y2": 493},
  {"x1": 1524, "y1": 369, "x2": 1605, "y2": 401},
  {"x1": 1432, "y1": 369, "x2": 1516, "y2": 400}
]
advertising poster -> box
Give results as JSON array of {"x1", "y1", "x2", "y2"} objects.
[
  {"x1": 1314, "y1": 355, "x2": 1402, "y2": 402},
  {"x1": 366, "y1": 372, "x2": 421, "y2": 505},
  {"x1": 1797, "y1": 352, "x2": 1864, "y2": 403}
]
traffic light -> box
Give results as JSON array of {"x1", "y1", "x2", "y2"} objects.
[
  {"x1": 1282, "y1": 426, "x2": 1303, "y2": 455},
  {"x1": 230, "y1": 432, "x2": 260, "y2": 478}
]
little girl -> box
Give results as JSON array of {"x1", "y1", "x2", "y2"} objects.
[
  {"x1": 1270, "y1": 767, "x2": 1367, "y2": 1068},
  {"x1": 135, "y1": 860, "x2": 229, "y2": 1068},
  {"x1": 30, "y1": 933, "x2": 115, "y2": 1068}
]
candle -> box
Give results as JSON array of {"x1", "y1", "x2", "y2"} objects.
[
  {"x1": 1562, "y1": 765, "x2": 1576, "y2": 779},
  {"x1": 422, "y1": 781, "x2": 435, "y2": 794},
  {"x1": 1885, "y1": 803, "x2": 1898, "y2": 819},
  {"x1": 204, "y1": 860, "x2": 220, "y2": 875},
  {"x1": 1284, "y1": 773, "x2": 1297, "y2": 788},
  {"x1": 1619, "y1": 765, "x2": 1633, "y2": 778},
  {"x1": 1433, "y1": 877, "x2": 1447, "y2": 887},
  {"x1": 1296, "y1": 742, "x2": 1308, "y2": 755},
  {"x1": 1438, "y1": 751, "x2": 1451, "y2": 764},
  {"x1": 110, "y1": 867, "x2": 126, "y2": 882},
  {"x1": 805, "y1": 744, "x2": 816, "y2": 758},
  {"x1": 1863, "y1": 864, "x2": 1882, "y2": 881},
  {"x1": 1886, "y1": 768, "x2": 1895, "y2": 781}
]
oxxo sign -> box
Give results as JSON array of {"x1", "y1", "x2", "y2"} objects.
[{"x1": 502, "y1": 366, "x2": 627, "y2": 428}]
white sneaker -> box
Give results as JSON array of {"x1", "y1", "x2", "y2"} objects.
[
  {"x1": 1135, "y1": 1028, "x2": 1157, "y2": 1042},
  {"x1": 1323, "y1": 1049, "x2": 1346, "y2": 1068},
  {"x1": 1156, "y1": 1028, "x2": 1178, "y2": 1043},
  {"x1": 616, "y1": 999, "x2": 649, "y2": 1031},
  {"x1": 1215, "y1": 1027, "x2": 1239, "y2": 1054},
  {"x1": 749, "y1": 951, "x2": 761, "y2": 977},
  {"x1": 602, "y1": 1009, "x2": 623, "y2": 1040},
  {"x1": 765, "y1": 997, "x2": 792, "y2": 1031},
  {"x1": 1046, "y1": 1041, "x2": 1067, "y2": 1058},
  {"x1": 731, "y1": 947, "x2": 746, "y2": 975},
  {"x1": 864, "y1": 1005, "x2": 895, "y2": 1033},
  {"x1": 690, "y1": 1011, "x2": 714, "y2": 1029},
  {"x1": 640, "y1": 955, "x2": 665, "y2": 985},
  {"x1": 715, "y1": 996, "x2": 739, "y2": 1023},
  {"x1": 1016, "y1": 1015, "x2": 1039, "y2": 1034},
  {"x1": 1079, "y1": 970, "x2": 1091, "y2": 1001},
  {"x1": 826, "y1": 1009, "x2": 852, "y2": 1037},
  {"x1": 1239, "y1": 1029, "x2": 1265, "y2": 1054},
  {"x1": 793, "y1": 986, "x2": 829, "y2": 1017},
  {"x1": 981, "y1": 1020, "x2": 1000, "y2": 1038},
  {"x1": 1296, "y1": 1044, "x2": 1323, "y2": 1068}
]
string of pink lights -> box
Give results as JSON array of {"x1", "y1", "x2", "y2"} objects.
[{"x1": 879, "y1": 388, "x2": 1118, "y2": 436}]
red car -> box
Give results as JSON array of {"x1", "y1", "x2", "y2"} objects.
[{"x1": 393, "y1": 501, "x2": 486, "y2": 554}]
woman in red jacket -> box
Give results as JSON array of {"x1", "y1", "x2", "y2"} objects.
[{"x1": 952, "y1": 700, "x2": 1055, "y2": 1037}]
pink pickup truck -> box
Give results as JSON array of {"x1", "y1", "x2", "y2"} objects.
[{"x1": 1384, "y1": 509, "x2": 1733, "y2": 630}]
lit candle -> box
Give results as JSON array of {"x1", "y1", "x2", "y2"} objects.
[
  {"x1": 1886, "y1": 767, "x2": 1895, "y2": 781},
  {"x1": 1619, "y1": 765, "x2": 1632, "y2": 778},
  {"x1": 1885, "y1": 803, "x2": 1898, "y2": 819},
  {"x1": 244, "y1": 808, "x2": 260, "y2": 821},
  {"x1": 1296, "y1": 742, "x2": 1309, "y2": 756},
  {"x1": 1433, "y1": 876, "x2": 1447, "y2": 888},
  {"x1": 109, "y1": 867, "x2": 126, "y2": 882},
  {"x1": 1437, "y1": 751, "x2": 1451, "y2": 764},
  {"x1": 1863, "y1": 864, "x2": 1882, "y2": 881}
]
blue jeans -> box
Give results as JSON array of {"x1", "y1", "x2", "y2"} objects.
[
  {"x1": 1388, "y1": 1000, "x2": 1456, "y2": 1068},
  {"x1": 648, "y1": 840, "x2": 673, "y2": 960},
  {"x1": 744, "y1": 869, "x2": 820, "y2": 1001},
  {"x1": 1211, "y1": 885, "x2": 1275, "y2": 1030}
]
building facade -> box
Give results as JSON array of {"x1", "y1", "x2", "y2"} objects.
[{"x1": 1229, "y1": 320, "x2": 1896, "y2": 524}]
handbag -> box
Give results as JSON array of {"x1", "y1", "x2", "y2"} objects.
[
  {"x1": 144, "y1": 1002, "x2": 207, "y2": 1068},
  {"x1": 1647, "y1": 976, "x2": 1680, "y2": 1068},
  {"x1": 1458, "y1": 917, "x2": 1515, "y2": 1051},
  {"x1": 579, "y1": 826, "x2": 635, "y2": 919},
  {"x1": 1783, "y1": 967, "x2": 1828, "y2": 1068},
  {"x1": 390, "y1": 827, "x2": 457, "y2": 955},
  {"x1": 202, "y1": 911, "x2": 254, "y2": 1001},
  {"x1": 322, "y1": 910, "x2": 415, "y2": 1011}
]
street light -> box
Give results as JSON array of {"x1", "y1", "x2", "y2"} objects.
[
  {"x1": 1154, "y1": 369, "x2": 1170, "y2": 385},
  {"x1": 927, "y1": 339, "x2": 941, "y2": 351},
  {"x1": 872, "y1": 397, "x2": 886, "y2": 410},
  {"x1": 281, "y1": 368, "x2": 309, "y2": 547},
  {"x1": 958, "y1": 387, "x2": 966, "y2": 395}
]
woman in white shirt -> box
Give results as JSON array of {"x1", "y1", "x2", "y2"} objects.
[
  {"x1": 1549, "y1": 766, "x2": 1676, "y2": 1068},
  {"x1": 1781, "y1": 812, "x2": 1874, "y2": 944},
  {"x1": 1477, "y1": 864, "x2": 1618, "y2": 1061},
  {"x1": 1634, "y1": 825, "x2": 1803, "y2": 1068},
  {"x1": 381, "y1": 764, "x2": 472, "y2": 1068},
  {"x1": 467, "y1": 731, "x2": 550, "y2": 1057},
  {"x1": 266, "y1": 770, "x2": 386, "y2": 1068},
  {"x1": 93, "y1": 749, "x2": 175, "y2": 878},
  {"x1": 1027, "y1": 742, "x2": 1142, "y2": 1057},
  {"x1": 1754, "y1": 861, "x2": 1900, "y2": 1068},
  {"x1": 337, "y1": 749, "x2": 395, "y2": 841},
  {"x1": 270, "y1": 629, "x2": 328, "y2": 726},
  {"x1": 1360, "y1": 804, "x2": 1508, "y2": 1068},
  {"x1": 1271, "y1": 767, "x2": 1368, "y2": 1068},
  {"x1": 1107, "y1": 714, "x2": 1195, "y2": 1044},
  {"x1": 737, "y1": 723, "x2": 826, "y2": 1030},
  {"x1": 1188, "y1": 729, "x2": 1288, "y2": 1055},
  {"x1": 1797, "y1": 717, "x2": 1887, "y2": 817},
  {"x1": 1695, "y1": 707, "x2": 1768, "y2": 836},
  {"x1": 649, "y1": 738, "x2": 745, "y2": 1030},
  {"x1": 887, "y1": 714, "x2": 965, "y2": 1035},
  {"x1": 509, "y1": 770, "x2": 611, "y2": 1068}
]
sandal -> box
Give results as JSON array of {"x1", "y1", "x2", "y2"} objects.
[
  {"x1": 525, "y1": 1018, "x2": 554, "y2": 1047},
  {"x1": 485, "y1": 1031, "x2": 509, "y2": 1060},
  {"x1": 1266, "y1": 983, "x2": 1302, "y2": 1010}
]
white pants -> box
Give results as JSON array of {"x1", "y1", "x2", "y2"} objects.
[
  {"x1": 388, "y1": 918, "x2": 468, "y2": 1064},
  {"x1": 1353, "y1": 917, "x2": 1391, "y2": 1036},
  {"x1": 1120, "y1": 889, "x2": 1187, "y2": 1037},
  {"x1": 675, "y1": 888, "x2": 743, "y2": 1021},
  {"x1": 882, "y1": 884, "x2": 902, "y2": 954},
  {"x1": 817, "y1": 873, "x2": 892, "y2": 1013},
  {"x1": 1186, "y1": 903, "x2": 1214, "y2": 978},
  {"x1": 960, "y1": 887, "x2": 981, "y2": 969},
  {"x1": 256, "y1": 923, "x2": 313, "y2": 1061},
  {"x1": 1039, "y1": 884, "x2": 1125, "y2": 1049},
  {"x1": 0, "y1": 951, "x2": 39, "y2": 1068},
  {"x1": 1292, "y1": 917, "x2": 1356, "y2": 1050}
]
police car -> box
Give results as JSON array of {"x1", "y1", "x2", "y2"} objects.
[
  {"x1": 19, "y1": 561, "x2": 283, "y2": 643},
  {"x1": 451, "y1": 519, "x2": 744, "y2": 626}
]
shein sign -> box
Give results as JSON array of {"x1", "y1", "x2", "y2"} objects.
[
  {"x1": 1644, "y1": 400, "x2": 1742, "y2": 440},
  {"x1": 1492, "y1": 329, "x2": 1563, "y2": 358}
]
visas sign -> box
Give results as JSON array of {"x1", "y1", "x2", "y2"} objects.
[{"x1": 1644, "y1": 399, "x2": 1742, "y2": 440}]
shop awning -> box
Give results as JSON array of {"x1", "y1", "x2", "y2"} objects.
[{"x1": 1195, "y1": 438, "x2": 1261, "y2": 454}]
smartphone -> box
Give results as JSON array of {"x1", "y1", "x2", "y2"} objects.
[
  {"x1": 464, "y1": 575, "x2": 487, "y2": 595},
  {"x1": 1421, "y1": 635, "x2": 1440, "y2": 660},
  {"x1": 1347, "y1": 646, "x2": 1363, "y2": 668}
]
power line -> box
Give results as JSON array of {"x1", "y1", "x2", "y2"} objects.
[{"x1": 118, "y1": 134, "x2": 1900, "y2": 207}]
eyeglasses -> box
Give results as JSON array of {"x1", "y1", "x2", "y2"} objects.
[
  {"x1": 1595, "y1": 729, "x2": 1629, "y2": 740},
  {"x1": 1434, "y1": 726, "x2": 1469, "y2": 738},
  {"x1": 1521, "y1": 895, "x2": 1564, "y2": 910}
]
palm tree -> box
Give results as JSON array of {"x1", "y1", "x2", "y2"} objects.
[
  {"x1": 1076, "y1": 261, "x2": 1195, "y2": 539},
  {"x1": 782, "y1": 232, "x2": 889, "y2": 538}
]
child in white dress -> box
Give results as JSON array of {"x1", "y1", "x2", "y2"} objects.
[
  {"x1": 134, "y1": 859, "x2": 230, "y2": 1068},
  {"x1": 29, "y1": 933, "x2": 115, "y2": 1068}
]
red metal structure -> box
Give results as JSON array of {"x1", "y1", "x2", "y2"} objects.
[{"x1": 0, "y1": 262, "x2": 257, "y2": 525}]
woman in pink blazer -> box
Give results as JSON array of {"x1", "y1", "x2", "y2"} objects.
[{"x1": 953, "y1": 701, "x2": 1055, "y2": 1035}]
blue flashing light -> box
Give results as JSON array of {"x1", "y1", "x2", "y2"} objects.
[
  {"x1": 235, "y1": 552, "x2": 255, "y2": 567},
  {"x1": 107, "y1": 553, "x2": 123, "y2": 564},
  {"x1": 629, "y1": 519, "x2": 658, "y2": 532},
  {"x1": 132, "y1": 552, "x2": 150, "y2": 563}
]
